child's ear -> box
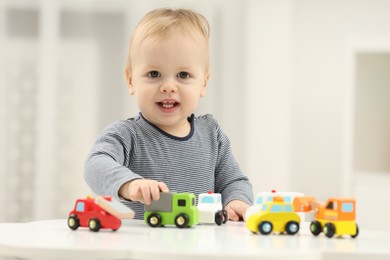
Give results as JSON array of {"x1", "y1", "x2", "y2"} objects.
[
  {"x1": 200, "y1": 70, "x2": 211, "y2": 97},
  {"x1": 125, "y1": 67, "x2": 135, "y2": 95}
]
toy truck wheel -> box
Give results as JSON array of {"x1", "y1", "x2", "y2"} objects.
[
  {"x1": 147, "y1": 213, "x2": 162, "y2": 228},
  {"x1": 258, "y1": 221, "x2": 273, "y2": 235},
  {"x1": 351, "y1": 224, "x2": 359, "y2": 238},
  {"x1": 67, "y1": 215, "x2": 80, "y2": 230},
  {"x1": 175, "y1": 213, "x2": 189, "y2": 228},
  {"x1": 310, "y1": 221, "x2": 322, "y2": 236},
  {"x1": 323, "y1": 222, "x2": 335, "y2": 238},
  {"x1": 88, "y1": 218, "x2": 102, "y2": 232},
  {"x1": 222, "y1": 209, "x2": 228, "y2": 224},
  {"x1": 215, "y1": 211, "x2": 224, "y2": 226},
  {"x1": 285, "y1": 221, "x2": 300, "y2": 235}
]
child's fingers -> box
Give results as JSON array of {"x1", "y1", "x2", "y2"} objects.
[
  {"x1": 150, "y1": 182, "x2": 161, "y2": 201},
  {"x1": 140, "y1": 183, "x2": 152, "y2": 205},
  {"x1": 128, "y1": 184, "x2": 141, "y2": 202},
  {"x1": 227, "y1": 208, "x2": 240, "y2": 221},
  {"x1": 157, "y1": 182, "x2": 169, "y2": 192}
]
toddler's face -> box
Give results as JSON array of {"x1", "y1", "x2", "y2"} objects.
[{"x1": 128, "y1": 33, "x2": 210, "y2": 136}]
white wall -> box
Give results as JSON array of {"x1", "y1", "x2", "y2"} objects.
[
  {"x1": 290, "y1": 0, "x2": 390, "y2": 200},
  {"x1": 244, "y1": 0, "x2": 293, "y2": 193}
]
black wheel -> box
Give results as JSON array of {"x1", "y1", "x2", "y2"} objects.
[
  {"x1": 147, "y1": 213, "x2": 162, "y2": 228},
  {"x1": 310, "y1": 221, "x2": 322, "y2": 236},
  {"x1": 88, "y1": 218, "x2": 101, "y2": 232},
  {"x1": 351, "y1": 224, "x2": 359, "y2": 238},
  {"x1": 175, "y1": 213, "x2": 189, "y2": 228},
  {"x1": 222, "y1": 209, "x2": 228, "y2": 224},
  {"x1": 215, "y1": 211, "x2": 224, "y2": 226},
  {"x1": 285, "y1": 221, "x2": 300, "y2": 235},
  {"x1": 67, "y1": 215, "x2": 80, "y2": 230},
  {"x1": 258, "y1": 221, "x2": 273, "y2": 235},
  {"x1": 323, "y1": 222, "x2": 336, "y2": 238}
]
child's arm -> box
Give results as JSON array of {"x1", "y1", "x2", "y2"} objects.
[
  {"x1": 225, "y1": 200, "x2": 250, "y2": 221},
  {"x1": 119, "y1": 179, "x2": 169, "y2": 205},
  {"x1": 212, "y1": 118, "x2": 254, "y2": 220}
]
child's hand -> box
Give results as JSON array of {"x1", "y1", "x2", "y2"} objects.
[
  {"x1": 225, "y1": 200, "x2": 250, "y2": 221},
  {"x1": 119, "y1": 179, "x2": 169, "y2": 205}
]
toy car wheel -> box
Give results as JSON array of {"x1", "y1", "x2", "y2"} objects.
[
  {"x1": 323, "y1": 222, "x2": 335, "y2": 238},
  {"x1": 285, "y1": 221, "x2": 300, "y2": 235},
  {"x1": 310, "y1": 221, "x2": 322, "y2": 236},
  {"x1": 215, "y1": 211, "x2": 224, "y2": 226},
  {"x1": 175, "y1": 213, "x2": 189, "y2": 228},
  {"x1": 258, "y1": 221, "x2": 273, "y2": 235},
  {"x1": 88, "y1": 218, "x2": 101, "y2": 232},
  {"x1": 147, "y1": 213, "x2": 162, "y2": 228},
  {"x1": 351, "y1": 224, "x2": 359, "y2": 238},
  {"x1": 67, "y1": 215, "x2": 80, "y2": 230},
  {"x1": 222, "y1": 209, "x2": 228, "y2": 224}
]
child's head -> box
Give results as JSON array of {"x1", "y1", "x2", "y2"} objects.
[
  {"x1": 124, "y1": 8, "x2": 211, "y2": 136},
  {"x1": 125, "y1": 8, "x2": 210, "y2": 74}
]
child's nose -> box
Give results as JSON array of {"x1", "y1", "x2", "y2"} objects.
[{"x1": 160, "y1": 81, "x2": 177, "y2": 93}]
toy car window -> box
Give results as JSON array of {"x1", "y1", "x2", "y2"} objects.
[
  {"x1": 267, "y1": 197, "x2": 273, "y2": 202},
  {"x1": 261, "y1": 204, "x2": 268, "y2": 211},
  {"x1": 342, "y1": 202, "x2": 353, "y2": 212},
  {"x1": 201, "y1": 196, "x2": 214, "y2": 204},
  {"x1": 283, "y1": 196, "x2": 292, "y2": 202},
  {"x1": 284, "y1": 204, "x2": 293, "y2": 212},
  {"x1": 326, "y1": 202, "x2": 333, "y2": 209},
  {"x1": 178, "y1": 199, "x2": 186, "y2": 207},
  {"x1": 217, "y1": 196, "x2": 221, "y2": 203},
  {"x1": 270, "y1": 205, "x2": 283, "y2": 213},
  {"x1": 256, "y1": 197, "x2": 263, "y2": 205},
  {"x1": 76, "y1": 202, "x2": 85, "y2": 212},
  {"x1": 192, "y1": 197, "x2": 195, "y2": 206}
]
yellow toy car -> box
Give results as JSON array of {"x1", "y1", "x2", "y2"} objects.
[{"x1": 246, "y1": 196, "x2": 301, "y2": 235}]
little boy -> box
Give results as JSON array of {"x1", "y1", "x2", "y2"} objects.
[{"x1": 84, "y1": 8, "x2": 253, "y2": 221}]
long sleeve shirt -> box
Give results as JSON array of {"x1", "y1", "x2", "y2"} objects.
[{"x1": 84, "y1": 113, "x2": 253, "y2": 220}]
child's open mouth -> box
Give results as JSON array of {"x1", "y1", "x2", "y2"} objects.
[{"x1": 157, "y1": 100, "x2": 180, "y2": 110}]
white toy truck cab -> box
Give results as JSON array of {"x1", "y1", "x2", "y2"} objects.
[{"x1": 197, "y1": 192, "x2": 227, "y2": 225}]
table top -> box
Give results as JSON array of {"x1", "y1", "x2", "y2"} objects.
[{"x1": 0, "y1": 219, "x2": 390, "y2": 260}]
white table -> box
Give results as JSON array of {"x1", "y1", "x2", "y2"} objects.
[{"x1": 0, "y1": 219, "x2": 389, "y2": 260}]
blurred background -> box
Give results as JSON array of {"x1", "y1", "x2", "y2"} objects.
[{"x1": 0, "y1": 0, "x2": 389, "y2": 231}]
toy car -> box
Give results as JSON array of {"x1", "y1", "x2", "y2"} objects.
[
  {"x1": 197, "y1": 192, "x2": 227, "y2": 225},
  {"x1": 245, "y1": 190, "x2": 304, "y2": 221},
  {"x1": 309, "y1": 197, "x2": 359, "y2": 238},
  {"x1": 68, "y1": 196, "x2": 134, "y2": 232},
  {"x1": 144, "y1": 192, "x2": 199, "y2": 228},
  {"x1": 246, "y1": 196, "x2": 301, "y2": 235}
]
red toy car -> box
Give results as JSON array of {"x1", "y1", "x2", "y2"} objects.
[{"x1": 68, "y1": 196, "x2": 134, "y2": 232}]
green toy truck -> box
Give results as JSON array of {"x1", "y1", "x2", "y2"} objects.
[{"x1": 144, "y1": 192, "x2": 199, "y2": 228}]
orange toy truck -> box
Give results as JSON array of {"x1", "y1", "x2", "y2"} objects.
[{"x1": 309, "y1": 197, "x2": 358, "y2": 238}]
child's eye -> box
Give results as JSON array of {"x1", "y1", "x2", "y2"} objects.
[
  {"x1": 148, "y1": 71, "x2": 160, "y2": 78},
  {"x1": 177, "y1": 71, "x2": 190, "y2": 79}
]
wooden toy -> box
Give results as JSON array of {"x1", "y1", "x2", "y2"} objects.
[
  {"x1": 246, "y1": 196, "x2": 300, "y2": 235},
  {"x1": 197, "y1": 192, "x2": 227, "y2": 225},
  {"x1": 68, "y1": 196, "x2": 134, "y2": 232},
  {"x1": 245, "y1": 190, "x2": 304, "y2": 221},
  {"x1": 292, "y1": 195, "x2": 317, "y2": 222},
  {"x1": 144, "y1": 192, "x2": 199, "y2": 228},
  {"x1": 309, "y1": 198, "x2": 359, "y2": 238}
]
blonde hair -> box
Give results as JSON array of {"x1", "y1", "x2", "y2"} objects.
[{"x1": 126, "y1": 8, "x2": 210, "y2": 71}]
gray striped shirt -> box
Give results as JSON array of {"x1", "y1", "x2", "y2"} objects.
[{"x1": 84, "y1": 113, "x2": 253, "y2": 220}]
